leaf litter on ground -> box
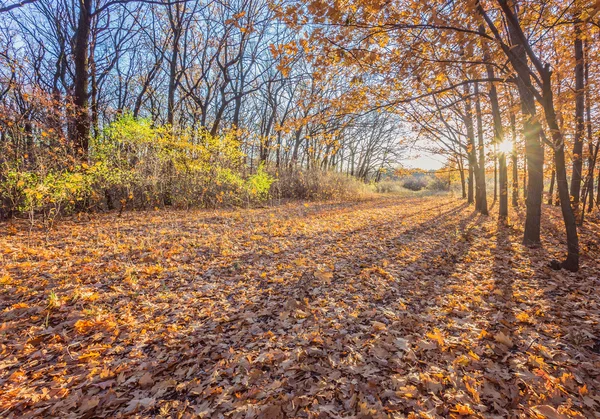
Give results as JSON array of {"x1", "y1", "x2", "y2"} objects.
[{"x1": 1, "y1": 195, "x2": 600, "y2": 418}]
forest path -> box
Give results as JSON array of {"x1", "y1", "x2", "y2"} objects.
[{"x1": 1, "y1": 194, "x2": 600, "y2": 418}]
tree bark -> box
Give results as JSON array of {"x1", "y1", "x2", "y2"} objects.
[
  {"x1": 511, "y1": 70, "x2": 543, "y2": 245},
  {"x1": 570, "y1": 21, "x2": 585, "y2": 204},
  {"x1": 474, "y1": 81, "x2": 488, "y2": 215},
  {"x1": 541, "y1": 69, "x2": 579, "y2": 271},
  {"x1": 597, "y1": 164, "x2": 600, "y2": 209},
  {"x1": 464, "y1": 84, "x2": 476, "y2": 206},
  {"x1": 458, "y1": 157, "x2": 467, "y2": 199},
  {"x1": 167, "y1": 3, "x2": 184, "y2": 126},
  {"x1": 73, "y1": 0, "x2": 92, "y2": 156},
  {"x1": 494, "y1": 143, "x2": 498, "y2": 202},
  {"x1": 499, "y1": 152, "x2": 508, "y2": 218},
  {"x1": 468, "y1": 164, "x2": 474, "y2": 204},
  {"x1": 584, "y1": 40, "x2": 594, "y2": 211},
  {"x1": 482, "y1": 35, "x2": 507, "y2": 217},
  {"x1": 548, "y1": 169, "x2": 555, "y2": 205},
  {"x1": 493, "y1": 1, "x2": 544, "y2": 245},
  {"x1": 509, "y1": 101, "x2": 519, "y2": 207}
]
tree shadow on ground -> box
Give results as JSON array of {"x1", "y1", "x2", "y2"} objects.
[
  {"x1": 10, "y1": 197, "x2": 599, "y2": 418},
  {"x1": 135, "y1": 200, "x2": 482, "y2": 417}
]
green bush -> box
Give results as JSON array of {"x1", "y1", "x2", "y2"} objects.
[
  {"x1": 90, "y1": 114, "x2": 249, "y2": 209},
  {"x1": 0, "y1": 114, "x2": 380, "y2": 219},
  {"x1": 246, "y1": 164, "x2": 274, "y2": 203},
  {"x1": 0, "y1": 114, "x2": 269, "y2": 218},
  {"x1": 0, "y1": 162, "x2": 97, "y2": 220}
]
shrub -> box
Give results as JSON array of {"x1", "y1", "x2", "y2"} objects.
[
  {"x1": 273, "y1": 168, "x2": 372, "y2": 201},
  {"x1": 427, "y1": 175, "x2": 450, "y2": 191},
  {"x1": 0, "y1": 161, "x2": 98, "y2": 223},
  {"x1": 0, "y1": 114, "x2": 379, "y2": 220},
  {"x1": 89, "y1": 114, "x2": 253, "y2": 209},
  {"x1": 401, "y1": 175, "x2": 428, "y2": 191},
  {"x1": 373, "y1": 180, "x2": 403, "y2": 193},
  {"x1": 0, "y1": 114, "x2": 262, "y2": 218},
  {"x1": 246, "y1": 164, "x2": 274, "y2": 203}
]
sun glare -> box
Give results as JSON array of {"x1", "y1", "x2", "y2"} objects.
[{"x1": 498, "y1": 140, "x2": 513, "y2": 155}]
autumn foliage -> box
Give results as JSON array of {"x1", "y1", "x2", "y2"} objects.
[
  {"x1": 3, "y1": 0, "x2": 600, "y2": 417},
  {"x1": 2, "y1": 196, "x2": 600, "y2": 417}
]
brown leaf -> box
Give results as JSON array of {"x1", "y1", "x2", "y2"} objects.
[
  {"x1": 372, "y1": 321, "x2": 386, "y2": 331},
  {"x1": 531, "y1": 405, "x2": 568, "y2": 419},
  {"x1": 494, "y1": 331, "x2": 514, "y2": 347},
  {"x1": 139, "y1": 372, "x2": 154, "y2": 388},
  {"x1": 124, "y1": 397, "x2": 155, "y2": 414}
]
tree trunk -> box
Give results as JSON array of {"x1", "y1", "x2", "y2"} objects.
[
  {"x1": 581, "y1": 142, "x2": 598, "y2": 219},
  {"x1": 548, "y1": 169, "x2": 555, "y2": 205},
  {"x1": 585, "y1": 39, "x2": 594, "y2": 212},
  {"x1": 542, "y1": 71, "x2": 579, "y2": 271},
  {"x1": 514, "y1": 85, "x2": 543, "y2": 247},
  {"x1": 464, "y1": 84, "x2": 477, "y2": 206},
  {"x1": 90, "y1": 49, "x2": 99, "y2": 140},
  {"x1": 509, "y1": 103, "x2": 519, "y2": 207},
  {"x1": 523, "y1": 157, "x2": 528, "y2": 199},
  {"x1": 499, "y1": 152, "x2": 508, "y2": 218},
  {"x1": 167, "y1": 4, "x2": 184, "y2": 126},
  {"x1": 597, "y1": 165, "x2": 600, "y2": 209},
  {"x1": 494, "y1": 143, "x2": 498, "y2": 202},
  {"x1": 482, "y1": 39, "x2": 506, "y2": 217},
  {"x1": 167, "y1": 31, "x2": 181, "y2": 126},
  {"x1": 468, "y1": 164, "x2": 474, "y2": 204},
  {"x1": 501, "y1": 4, "x2": 543, "y2": 244},
  {"x1": 474, "y1": 81, "x2": 488, "y2": 215},
  {"x1": 458, "y1": 157, "x2": 466, "y2": 199},
  {"x1": 553, "y1": 144, "x2": 579, "y2": 271},
  {"x1": 570, "y1": 21, "x2": 585, "y2": 205},
  {"x1": 73, "y1": 0, "x2": 92, "y2": 156}
]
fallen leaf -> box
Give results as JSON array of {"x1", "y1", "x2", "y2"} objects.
[
  {"x1": 531, "y1": 405, "x2": 568, "y2": 419},
  {"x1": 139, "y1": 372, "x2": 154, "y2": 388}
]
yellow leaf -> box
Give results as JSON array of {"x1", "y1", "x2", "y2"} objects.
[
  {"x1": 314, "y1": 270, "x2": 333, "y2": 281},
  {"x1": 454, "y1": 354, "x2": 469, "y2": 366},
  {"x1": 454, "y1": 403, "x2": 474, "y2": 415},
  {"x1": 372, "y1": 321, "x2": 386, "y2": 332},
  {"x1": 427, "y1": 328, "x2": 445, "y2": 347},
  {"x1": 293, "y1": 257, "x2": 307, "y2": 266},
  {"x1": 79, "y1": 351, "x2": 101, "y2": 361},
  {"x1": 516, "y1": 311, "x2": 531, "y2": 323}
]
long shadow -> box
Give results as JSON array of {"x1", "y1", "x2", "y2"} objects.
[
  {"x1": 480, "y1": 206, "x2": 600, "y2": 417},
  {"x1": 2, "y1": 197, "x2": 489, "y2": 417},
  {"x1": 534, "y1": 205, "x2": 600, "y2": 356},
  {"x1": 482, "y1": 218, "x2": 521, "y2": 413},
  {"x1": 136, "y1": 200, "x2": 481, "y2": 417},
  {"x1": 193, "y1": 199, "x2": 468, "y2": 281}
]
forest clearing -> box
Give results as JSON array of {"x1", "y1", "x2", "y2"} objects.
[
  {"x1": 3, "y1": 0, "x2": 600, "y2": 417},
  {"x1": 2, "y1": 195, "x2": 600, "y2": 418}
]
